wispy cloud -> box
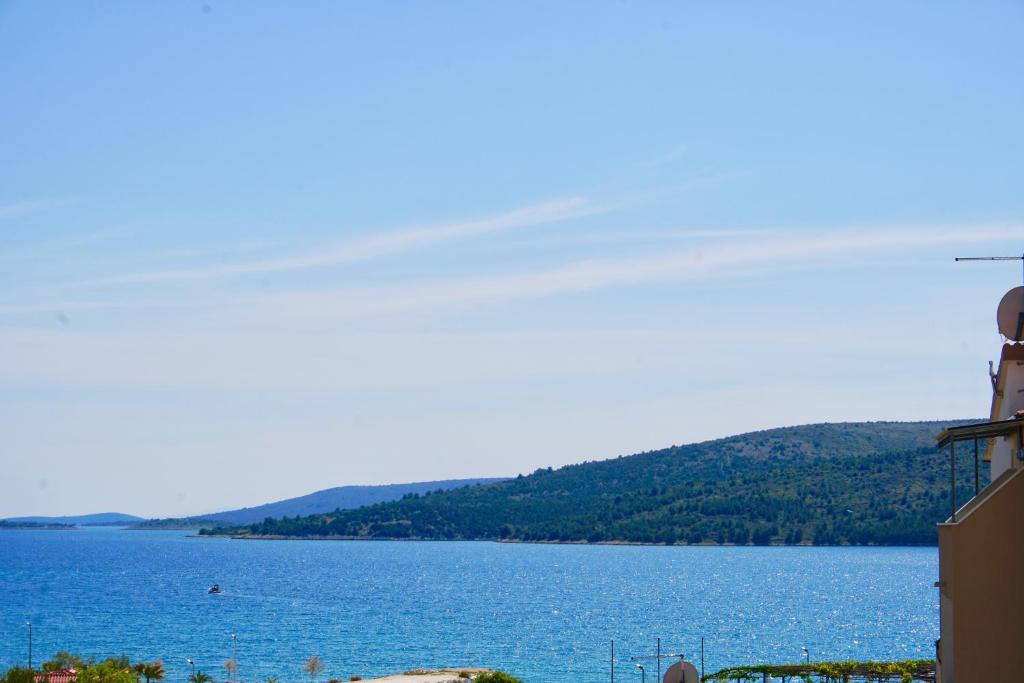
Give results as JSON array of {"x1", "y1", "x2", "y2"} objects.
[
  {"x1": 504, "y1": 227, "x2": 786, "y2": 250},
  {"x1": 236, "y1": 223, "x2": 1024, "y2": 319},
  {"x1": 0, "y1": 198, "x2": 72, "y2": 220},
  {"x1": 5, "y1": 222, "x2": 1022, "y2": 321},
  {"x1": 63, "y1": 196, "x2": 607, "y2": 289},
  {"x1": 0, "y1": 230, "x2": 119, "y2": 264}
]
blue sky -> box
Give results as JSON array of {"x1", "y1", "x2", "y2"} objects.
[{"x1": 2, "y1": 1, "x2": 1024, "y2": 518}]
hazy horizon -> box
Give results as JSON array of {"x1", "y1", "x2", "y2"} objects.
[{"x1": 3, "y1": 2, "x2": 1024, "y2": 518}]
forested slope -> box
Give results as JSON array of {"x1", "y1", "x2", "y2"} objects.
[{"x1": 206, "y1": 421, "x2": 981, "y2": 546}]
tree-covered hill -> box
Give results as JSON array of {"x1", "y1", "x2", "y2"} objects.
[{"x1": 206, "y1": 421, "x2": 983, "y2": 546}]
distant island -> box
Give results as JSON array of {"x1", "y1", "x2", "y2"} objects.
[
  {"x1": 202, "y1": 420, "x2": 979, "y2": 547},
  {"x1": 0, "y1": 519, "x2": 76, "y2": 530},
  {"x1": 1, "y1": 512, "x2": 144, "y2": 527}
]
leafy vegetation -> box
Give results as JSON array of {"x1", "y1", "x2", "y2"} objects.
[
  {"x1": 133, "y1": 661, "x2": 164, "y2": 683},
  {"x1": 704, "y1": 658, "x2": 934, "y2": 682},
  {"x1": 2, "y1": 654, "x2": 165, "y2": 683},
  {"x1": 472, "y1": 673, "x2": 524, "y2": 683},
  {"x1": 206, "y1": 421, "x2": 983, "y2": 546},
  {"x1": 1, "y1": 667, "x2": 35, "y2": 683}
]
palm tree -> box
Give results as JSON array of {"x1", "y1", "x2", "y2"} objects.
[
  {"x1": 303, "y1": 657, "x2": 324, "y2": 683},
  {"x1": 142, "y1": 661, "x2": 165, "y2": 683},
  {"x1": 190, "y1": 672, "x2": 213, "y2": 683}
]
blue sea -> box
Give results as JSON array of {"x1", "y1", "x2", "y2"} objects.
[{"x1": 0, "y1": 528, "x2": 937, "y2": 683}]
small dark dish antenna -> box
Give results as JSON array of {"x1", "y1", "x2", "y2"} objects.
[{"x1": 956, "y1": 253, "x2": 1024, "y2": 341}]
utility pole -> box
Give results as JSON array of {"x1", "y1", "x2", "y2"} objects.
[{"x1": 611, "y1": 640, "x2": 614, "y2": 683}]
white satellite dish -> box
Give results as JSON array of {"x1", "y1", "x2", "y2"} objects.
[
  {"x1": 662, "y1": 660, "x2": 698, "y2": 683},
  {"x1": 997, "y1": 286, "x2": 1024, "y2": 341}
]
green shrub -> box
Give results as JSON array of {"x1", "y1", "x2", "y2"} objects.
[
  {"x1": 473, "y1": 673, "x2": 524, "y2": 683},
  {"x1": 2, "y1": 666, "x2": 36, "y2": 683}
]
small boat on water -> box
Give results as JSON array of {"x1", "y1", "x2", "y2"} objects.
[{"x1": 208, "y1": 584, "x2": 222, "y2": 594}]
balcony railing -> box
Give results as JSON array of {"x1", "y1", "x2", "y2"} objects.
[{"x1": 936, "y1": 418, "x2": 1023, "y2": 522}]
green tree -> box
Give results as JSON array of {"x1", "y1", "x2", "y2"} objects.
[
  {"x1": 78, "y1": 660, "x2": 136, "y2": 683},
  {"x1": 189, "y1": 673, "x2": 212, "y2": 683},
  {"x1": 44, "y1": 653, "x2": 87, "y2": 672},
  {"x1": 2, "y1": 666, "x2": 37, "y2": 683}
]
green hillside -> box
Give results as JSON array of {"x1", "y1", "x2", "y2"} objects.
[{"x1": 205, "y1": 421, "x2": 983, "y2": 546}]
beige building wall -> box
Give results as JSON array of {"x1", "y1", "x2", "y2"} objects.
[
  {"x1": 937, "y1": 466, "x2": 1024, "y2": 682},
  {"x1": 986, "y1": 344, "x2": 1024, "y2": 479}
]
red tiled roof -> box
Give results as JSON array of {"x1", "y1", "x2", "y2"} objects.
[{"x1": 34, "y1": 669, "x2": 78, "y2": 683}]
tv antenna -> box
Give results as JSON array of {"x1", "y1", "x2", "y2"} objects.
[
  {"x1": 955, "y1": 253, "x2": 1024, "y2": 285},
  {"x1": 957, "y1": 253, "x2": 1024, "y2": 341}
]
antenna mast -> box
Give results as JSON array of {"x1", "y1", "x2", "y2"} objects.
[
  {"x1": 957, "y1": 253, "x2": 1024, "y2": 341},
  {"x1": 955, "y1": 253, "x2": 1024, "y2": 285}
]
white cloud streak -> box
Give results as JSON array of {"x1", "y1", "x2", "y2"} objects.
[
  {"x1": 0, "y1": 198, "x2": 71, "y2": 220},
  {"x1": 235, "y1": 223, "x2": 1024, "y2": 320},
  {"x1": 4, "y1": 222, "x2": 1021, "y2": 320},
  {"x1": 63, "y1": 196, "x2": 605, "y2": 288}
]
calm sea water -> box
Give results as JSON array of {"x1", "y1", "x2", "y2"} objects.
[{"x1": 0, "y1": 528, "x2": 937, "y2": 683}]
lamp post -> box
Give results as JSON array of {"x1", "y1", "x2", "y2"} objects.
[
  {"x1": 26, "y1": 621, "x2": 32, "y2": 670},
  {"x1": 231, "y1": 634, "x2": 237, "y2": 683},
  {"x1": 187, "y1": 659, "x2": 196, "y2": 681},
  {"x1": 801, "y1": 647, "x2": 810, "y2": 665},
  {"x1": 635, "y1": 664, "x2": 645, "y2": 683}
]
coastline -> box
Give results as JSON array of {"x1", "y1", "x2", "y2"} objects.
[{"x1": 193, "y1": 533, "x2": 938, "y2": 548}]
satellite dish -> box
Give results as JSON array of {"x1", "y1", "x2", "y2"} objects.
[
  {"x1": 662, "y1": 660, "x2": 699, "y2": 683},
  {"x1": 997, "y1": 287, "x2": 1024, "y2": 341}
]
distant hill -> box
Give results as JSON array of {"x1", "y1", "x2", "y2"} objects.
[
  {"x1": 134, "y1": 478, "x2": 507, "y2": 528},
  {"x1": 0, "y1": 520, "x2": 76, "y2": 529},
  {"x1": 207, "y1": 421, "x2": 981, "y2": 546},
  {"x1": 2, "y1": 512, "x2": 144, "y2": 526}
]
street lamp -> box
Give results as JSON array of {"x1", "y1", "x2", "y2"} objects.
[
  {"x1": 801, "y1": 647, "x2": 810, "y2": 665},
  {"x1": 635, "y1": 663, "x2": 645, "y2": 683},
  {"x1": 26, "y1": 621, "x2": 32, "y2": 670},
  {"x1": 187, "y1": 659, "x2": 195, "y2": 681},
  {"x1": 231, "y1": 634, "x2": 237, "y2": 683}
]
